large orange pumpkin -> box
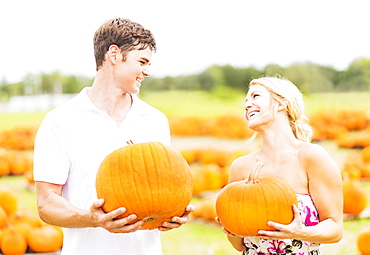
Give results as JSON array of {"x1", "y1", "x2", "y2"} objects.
[
  {"x1": 96, "y1": 141, "x2": 193, "y2": 230},
  {"x1": 216, "y1": 162, "x2": 297, "y2": 236},
  {"x1": 357, "y1": 227, "x2": 370, "y2": 255}
]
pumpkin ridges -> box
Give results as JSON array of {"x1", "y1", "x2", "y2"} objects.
[
  {"x1": 111, "y1": 151, "x2": 122, "y2": 213},
  {"x1": 259, "y1": 180, "x2": 275, "y2": 231},
  {"x1": 216, "y1": 182, "x2": 235, "y2": 234},
  {"x1": 128, "y1": 144, "x2": 146, "y2": 219},
  {"x1": 142, "y1": 143, "x2": 159, "y2": 225},
  {"x1": 149, "y1": 143, "x2": 159, "y2": 218},
  {"x1": 142, "y1": 143, "x2": 161, "y2": 223},
  {"x1": 111, "y1": 152, "x2": 119, "y2": 212},
  {"x1": 267, "y1": 177, "x2": 297, "y2": 225},
  {"x1": 122, "y1": 146, "x2": 137, "y2": 217},
  {"x1": 234, "y1": 183, "x2": 246, "y2": 235}
]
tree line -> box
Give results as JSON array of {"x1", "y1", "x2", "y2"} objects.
[{"x1": 1, "y1": 57, "x2": 369, "y2": 101}]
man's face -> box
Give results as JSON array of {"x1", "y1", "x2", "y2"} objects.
[{"x1": 114, "y1": 48, "x2": 152, "y2": 94}]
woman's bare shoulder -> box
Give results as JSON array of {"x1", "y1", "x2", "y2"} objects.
[
  {"x1": 229, "y1": 151, "x2": 259, "y2": 182},
  {"x1": 299, "y1": 142, "x2": 332, "y2": 161},
  {"x1": 298, "y1": 142, "x2": 339, "y2": 174}
]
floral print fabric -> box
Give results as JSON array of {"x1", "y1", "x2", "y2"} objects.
[{"x1": 242, "y1": 194, "x2": 320, "y2": 255}]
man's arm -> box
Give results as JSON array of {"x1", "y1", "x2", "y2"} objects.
[{"x1": 35, "y1": 181, "x2": 143, "y2": 233}]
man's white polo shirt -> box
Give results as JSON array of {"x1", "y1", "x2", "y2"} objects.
[{"x1": 33, "y1": 87, "x2": 171, "y2": 255}]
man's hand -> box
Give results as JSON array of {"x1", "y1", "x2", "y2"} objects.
[{"x1": 90, "y1": 199, "x2": 143, "y2": 233}]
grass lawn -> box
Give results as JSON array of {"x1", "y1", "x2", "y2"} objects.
[
  {"x1": 141, "y1": 90, "x2": 370, "y2": 117},
  {"x1": 0, "y1": 111, "x2": 46, "y2": 130},
  {"x1": 0, "y1": 91, "x2": 369, "y2": 126}
]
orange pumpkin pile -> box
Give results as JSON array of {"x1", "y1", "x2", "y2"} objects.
[
  {"x1": 96, "y1": 142, "x2": 193, "y2": 230},
  {"x1": 336, "y1": 129, "x2": 370, "y2": 149},
  {"x1": 180, "y1": 148, "x2": 253, "y2": 196},
  {"x1": 310, "y1": 109, "x2": 369, "y2": 141},
  {"x1": 216, "y1": 162, "x2": 297, "y2": 236},
  {"x1": 0, "y1": 126, "x2": 38, "y2": 150},
  {"x1": 0, "y1": 185, "x2": 63, "y2": 254},
  {"x1": 0, "y1": 148, "x2": 33, "y2": 177},
  {"x1": 169, "y1": 113, "x2": 254, "y2": 139},
  {"x1": 191, "y1": 193, "x2": 218, "y2": 223},
  {"x1": 190, "y1": 164, "x2": 229, "y2": 196},
  {"x1": 309, "y1": 109, "x2": 370, "y2": 149},
  {"x1": 342, "y1": 148, "x2": 370, "y2": 180}
]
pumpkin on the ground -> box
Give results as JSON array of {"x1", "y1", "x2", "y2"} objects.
[
  {"x1": 216, "y1": 162, "x2": 297, "y2": 236},
  {"x1": 96, "y1": 141, "x2": 193, "y2": 230},
  {"x1": 0, "y1": 148, "x2": 11, "y2": 176},
  {"x1": 0, "y1": 206, "x2": 7, "y2": 227},
  {"x1": 192, "y1": 193, "x2": 218, "y2": 222},
  {"x1": 0, "y1": 228, "x2": 27, "y2": 255},
  {"x1": 357, "y1": 227, "x2": 370, "y2": 255},
  {"x1": 27, "y1": 225, "x2": 63, "y2": 253},
  {"x1": 0, "y1": 186, "x2": 18, "y2": 216},
  {"x1": 343, "y1": 178, "x2": 368, "y2": 215}
]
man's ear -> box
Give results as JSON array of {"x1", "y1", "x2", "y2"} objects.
[{"x1": 107, "y1": 44, "x2": 119, "y2": 63}]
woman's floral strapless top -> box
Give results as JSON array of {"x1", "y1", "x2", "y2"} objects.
[{"x1": 243, "y1": 194, "x2": 320, "y2": 255}]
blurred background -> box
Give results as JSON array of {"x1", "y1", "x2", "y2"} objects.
[{"x1": 0, "y1": 1, "x2": 370, "y2": 254}]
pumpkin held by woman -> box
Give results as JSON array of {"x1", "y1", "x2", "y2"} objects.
[
  {"x1": 96, "y1": 141, "x2": 193, "y2": 230},
  {"x1": 216, "y1": 162, "x2": 297, "y2": 236}
]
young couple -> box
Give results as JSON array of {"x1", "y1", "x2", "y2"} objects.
[{"x1": 33, "y1": 18, "x2": 342, "y2": 255}]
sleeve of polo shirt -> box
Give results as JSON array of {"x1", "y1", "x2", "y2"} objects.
[{"x1": 33, "y1": 113, "x2": 70, "y2": 185}]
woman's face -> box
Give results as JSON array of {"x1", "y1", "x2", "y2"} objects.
[{"x1": 244, "y1": 85, "x2": 275, "y2": 130}]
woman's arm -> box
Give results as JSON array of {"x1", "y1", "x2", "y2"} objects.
[{"x1": 257, "y1": 144, "x2": 343, "y2": 243}]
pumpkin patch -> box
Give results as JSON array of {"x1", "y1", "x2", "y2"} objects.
[
  {"x1": 0, "y1": 105, "x2": 369, "y2": 253},
  {"x1": 0, "y1": 185, "x2": 63, "y2": 254}
]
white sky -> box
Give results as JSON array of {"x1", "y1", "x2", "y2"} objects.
[{"x1": 1, "y1": 0, "x2": 369, "y2": 83}]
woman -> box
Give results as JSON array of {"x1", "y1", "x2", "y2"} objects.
[{"x1": 223, "y1": 77, "x2": 343, "y2": 254}]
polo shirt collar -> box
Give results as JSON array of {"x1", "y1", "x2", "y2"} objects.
[{"x1": 76, "y1": 87, "x2": 149, "y2": 116}]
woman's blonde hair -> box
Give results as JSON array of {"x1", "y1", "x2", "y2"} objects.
[{"x1": 248, "y1": 76, "x2": 313, "y2": 142}]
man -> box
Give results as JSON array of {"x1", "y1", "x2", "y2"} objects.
[{"x1": 33, "y1": 18, "x2": 194, "y2": 255}]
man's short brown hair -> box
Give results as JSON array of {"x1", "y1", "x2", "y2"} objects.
[{"x1": 93, "y1": 18, "x2": 156, "y2": 71}]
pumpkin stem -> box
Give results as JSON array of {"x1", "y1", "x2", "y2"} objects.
[
  {"x1": 248, "y1": 161, "x2": 264, "y2": 183},
  {"x1": 127, "y1": 140, "x2": 134, "y2": 145}
]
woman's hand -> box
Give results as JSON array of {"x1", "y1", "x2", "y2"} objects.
[
  {"x1": 90, "y1": 199, "x2": 143, "y2": 233},
  {"x1": 256, "y1": 204, "x2": 305, "y2": 240},
  {"x1": 215, "y1": 217, "x2": 238, "y2": 237},
  {"x1": 158, "y1": 204, "x2": 195, "y2": 231}
]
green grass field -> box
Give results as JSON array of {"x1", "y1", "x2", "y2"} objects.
[
  {"x1": 1, "y1": 91, "x2": 370, "y2": 127},
  {"x1": 0, "y1": 90, "x2": 370, "y2": 254}
]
